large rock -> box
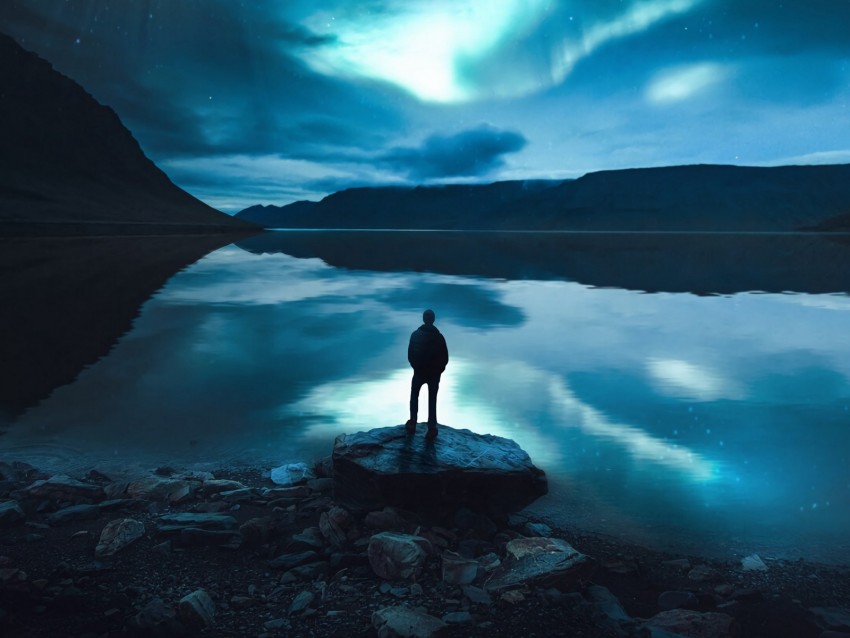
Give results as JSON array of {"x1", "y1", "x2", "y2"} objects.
[
  {"x1": 643, "y1": 609, "x2": 737, "y2": 638},
  {"x1": 368, "y1": 532, "x2": 432, "y2": 581},
  {"x1": 0, "y1": 500, "x2": 25, "y2": 525},
  {"x1": 20, "y1": 475, "x2": 104, "y2": 504},
  {"x1": 332, "y1": 425, "x2": 547, "y2": 515},
  {"x1": 372, "y1": 605, "x2": 447, "y2": 638},
  {"x1": 179, "y1": 589, "x2": 215, "y2": 628},
  {"x1": 95, "y1": 518, "x2": 145, "y2": 557},
  {"x1": 484, "y1": 537, "x2": 591, "y2": 592}
]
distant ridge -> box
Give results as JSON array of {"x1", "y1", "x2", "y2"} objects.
[
  {"x1": 0, "y1": 33, "x2": 256, "y2": 235},
  {"x1": 237, "y1": 164, "x2": 850, "y2": 232}
]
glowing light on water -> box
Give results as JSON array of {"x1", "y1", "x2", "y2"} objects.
[{"x1": 286, "y1": 358, "x2": 717, "y2": 482}]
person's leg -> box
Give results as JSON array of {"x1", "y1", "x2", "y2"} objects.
[
  {"x1": 408, "y1": 372, "x2": 424, "y2": 433},
  {"x1": 426, "y1": 376, "x2": 440, "y2": 425},
  {"x1": 426, "y1": 374, "x2": 440, "y2": 438}
]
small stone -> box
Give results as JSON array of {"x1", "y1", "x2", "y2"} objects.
[
  {"x1": 662, "y1": 558, "x2": 691, "y2": 571},
  {"x1": 523, "y1": 521, "x2": 553, "y2": 537},
  {"x1": 239, "y1": 517, "x2": 275, "y2": 546},
  {"x1": 731, "y1": 588, "x2": 763, "y2": 603},
  {"x1": 47, "y1": 503, "x2": 101, "y2": 525},
  {"x1": 156, "y1": 512, "x2": 238, "y2": 532},
  {"x1": 372, "y1": 605, "x2": 448, "y2": 638},
  {"x1": 441, "y1": 550, "x2": 479, "y2": 585},
  {"x1": 229, "y1": 595, "x2": 258, "y2": 609},
  {"x1": 201, "y1": 479, "x2": 247, "y2": 496},
  {"x1": 179, "y1": 527, "x2": 242, "y2": 548},
  {"x1": 153, "y1": 540, "x2": 171, "y2": 555},
  {"x1": 288, "y1": 590, "x2": 315, "y2": 615},
  {"x1": 462, "y1": 585, "x2": 493, "y2": 605},
  {"x1": 658, "y1": 590, "x2": 700, "y2": 611},
  {"x1": 714, "y1": 583, "x2": 735, "y2": 597},
  {"x1": 95, "y1": 518, "x2": 145, "y2": 557},
  {"x1": 368, "y1": 532, "x2": 431, "y2": 581},
  {"x1": 291, "y1": 526, "x2": 325, "y2": 549},
  {"x1": 0, "y1": 500, "x2": 25, "y2": 525},
  {"x1": 687, "y1": 564, "x2": 721, "y2": 582},
  {"x1": 485, "y1": 537, "x2": 589, "y2": 592},
  {"x1": 500, "y1": 590, "x2": 525, "y2": 604},
  {"x1": 268, "y1": 550, "x2": 318, "y2": 570},
  {"x1": 289, "y1": 561, "x2": 329, "y2": 581},
  {"x1": 809, "y1": 606, "x2": 850, "y2": 632},
  {"x1": 442, "y1": 611, "x2": 475, "y2": 625},
  {"x1": 644, "y1": 609, "x2": 737, "y2": 638},
  {"x1": 263, "y1": 618, "x2": 291, "y2": 630},
  {"x1": 179, "y1": 588, "x2": 216, "y2": 628},
  {"x1": 308, "y1": 478, "x2": 334, "y2": 493},
  {"x1": 21, "y1": 475, "x2": 105, "y2": 504},
  {"x1": 270, "y1": 462, "x2": 314, "y2": 486},
  {"x1": 319, "y1": 506, "x2": 353, "y2": 547},
  {"x1": 129, "y1": 597, "x2": 180, "y2": 634},
  {"x1": 741, "y1": 553, "x2": 768, "y2": 572}
]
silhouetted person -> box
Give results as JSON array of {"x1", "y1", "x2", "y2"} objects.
[{"x1": 406, "y1": 309, "x2": 449, "y2": 439}]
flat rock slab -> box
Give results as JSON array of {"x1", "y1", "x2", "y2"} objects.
[
  {"x1": 332, "y1": 424, "x2": 547, "y2": 515},
  {"x1": 484, "y1": 537, "x2": 591, "y2": 592}
]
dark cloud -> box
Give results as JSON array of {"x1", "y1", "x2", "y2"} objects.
[
  {"x1": 382, "y1": 126, "x2": 527, "y2": 180},
  {"x1": 0, "y1": 0, "x2": 403, "y2": 161}
]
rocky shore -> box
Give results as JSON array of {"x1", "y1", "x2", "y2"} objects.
[{"x1": 1, "y1": 456, "x2": 849, "y2": 637}]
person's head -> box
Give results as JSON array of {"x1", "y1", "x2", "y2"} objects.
[{"x1": 423, "y1": 309, "x2": 435, "y2": 325}]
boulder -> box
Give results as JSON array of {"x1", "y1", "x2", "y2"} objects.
[
  {"x1": 155, "y1": 513, "x2": 238, "y2": 534},
  {"x1": 127, "y1": 476, "x2": 199, "y2": 503},
  {"x1": 441, "y1": 550, "x2": 478, "y2": 585},
  {"x1": 741, "y1": 553, "x2": 768, "y2": 572},
  {"x1": 179, "y1": 588, "x2": 215, "y2": 628},
  {"x1": 484, "y1": 537, "x2": 591, "y2": 592},
  {"x1": 368, "y1": 532, "x2": 432, "y2": 581},
  {"x1": 643, "y1": 609, "x2": 737, "y2": 638},
  {"x1": 47, "y1": 503, "x2": 101, "y2": 526},
  {"x1": 319, "y1": 506, "x2": 353, "y2": 547},
  {"x1": 809, "y1": 607, "x2": 850, "y2": 632},
  {"x1": 95, "y1": 518, "x2": 145, "y2": 557},
  {"x1": 0, "y1": 500, "x2": 25, "y2": 525},
  {"x1": 372, "y1": 605, "x2": 447, "y2": 638},
  {"x1": 658, "y1": 591, "x2": 700, "y2": 611},
  {"x1": 270, "y1": 462, "x2": 315, "y2": 486},
  {"x1": 20, "y1": 475, "x2": 104, "y2": 504},
  {"x1": 332, "y1": 425, "x2": 547, "y2": 515}
]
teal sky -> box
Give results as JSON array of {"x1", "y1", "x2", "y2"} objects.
[{"x1": 2, "y1": 0, "x2": 849, "y2": 211}]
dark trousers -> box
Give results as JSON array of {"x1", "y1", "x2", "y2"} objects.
[{"x1": 410, "y1": 371, "x2": 441, "y2": 426}]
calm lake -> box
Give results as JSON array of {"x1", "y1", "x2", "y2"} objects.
[{"x1": 2, "y1": 231, "x2": 849, "y2": 563}]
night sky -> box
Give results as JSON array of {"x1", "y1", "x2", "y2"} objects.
[{"x1": 3, "y1": 1, "x2": 849, "y2": 212}]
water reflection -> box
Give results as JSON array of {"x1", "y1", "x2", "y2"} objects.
[
  {"x1": 2, "y1": 232, "x2": 849, "y2": 562},
  {"x1": 0, "y1": 235, "x2": 240, "y2": 425}
]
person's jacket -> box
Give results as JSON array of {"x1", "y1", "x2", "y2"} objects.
[{"x1": 408, "y1": 324, "x2": 449, "y2": 375}]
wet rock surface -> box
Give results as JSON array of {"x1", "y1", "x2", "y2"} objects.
[
  {"x1": 0, "y1": 457, "x2": 847, "y2": 637},
  {"x1": 332, "y1": 424, "x2": 548, "y2": 515}
]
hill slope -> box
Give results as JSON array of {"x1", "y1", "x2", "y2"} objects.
[
  {"x1": 237, "y1": 164, "x2": 850, "y2": 232},
  {"x1": 0, "y1": 33, "x2": 255, "y2": 235}
]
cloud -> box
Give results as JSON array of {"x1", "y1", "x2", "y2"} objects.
[
  {"x1": 381, "y1": 125, "x2": 527, "y2": 179},
  {"x1": 646, "y1": 63, "x2": 728, "y2": 104}
]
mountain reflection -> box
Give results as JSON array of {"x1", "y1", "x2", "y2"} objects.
[
  {"x1": 0, "y1": 235, "x2": 243, "y2": 424},
  {"x1": 236, "y1": 230, "x2": 850, "y2": 295}
]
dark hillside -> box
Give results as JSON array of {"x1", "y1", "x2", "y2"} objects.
[{"x1": 0, "y1": 33, "x2": 256, "y2": 235}]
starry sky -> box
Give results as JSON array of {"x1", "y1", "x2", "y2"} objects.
[{"x1": 3, "y1": 0, "x2": 850, "y2": 212}]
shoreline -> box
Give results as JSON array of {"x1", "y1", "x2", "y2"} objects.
[{"x1": 1, "y1": 459, "x2": 848, "y2": 637}]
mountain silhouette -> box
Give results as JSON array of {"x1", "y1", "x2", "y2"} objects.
[
  {"x1": 0, "y1": 33, "x2": 256, "y2": 234},
  {"x1": 236, "y1": 164, "x2": 850, "y2": 232}
]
